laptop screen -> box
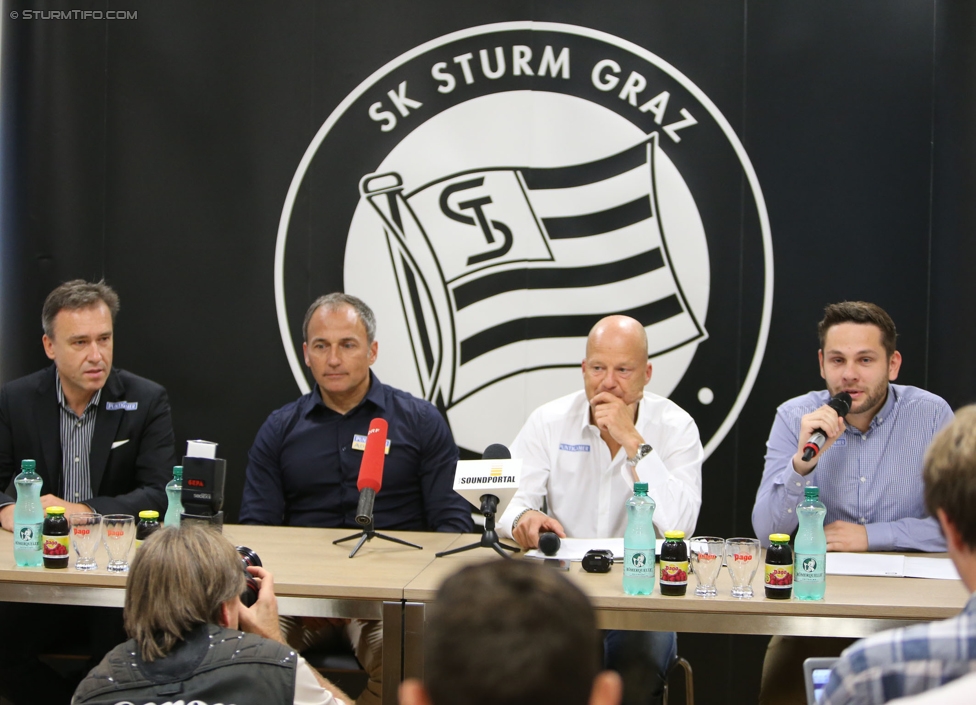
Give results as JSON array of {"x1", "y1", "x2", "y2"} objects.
[{"x1": 803, "y1": 657, "x2": 838, "y2": 705}]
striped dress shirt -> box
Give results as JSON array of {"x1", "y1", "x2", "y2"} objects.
[
  {"x1": 753, "y1": 384, "x2": 953, "y2": 552},
  {"x1": 56, "y1": 372, "x2": 101, "y2": 503}
]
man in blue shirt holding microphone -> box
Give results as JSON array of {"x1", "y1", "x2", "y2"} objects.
[{"x1": 753, "y1": 301, "x2": 953, "y2": 705}]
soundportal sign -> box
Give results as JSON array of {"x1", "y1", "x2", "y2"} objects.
[{"x1": 275, "y1": 22, "x2": 772, "y2": 459}]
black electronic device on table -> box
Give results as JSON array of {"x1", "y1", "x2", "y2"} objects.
[{"x1": 180, "y1": 441, "x2": 226, "y2": 530}]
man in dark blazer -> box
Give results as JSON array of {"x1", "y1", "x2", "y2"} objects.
[
  {"x1": 0, "y1": 367, "x2": 175, "y2": 520},
  {"x1": 0, "y1": 279, "x2": 176, "y2": 705}
]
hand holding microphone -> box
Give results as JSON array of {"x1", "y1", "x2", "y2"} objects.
[{"x1": 795, "y1": 392, "x2": 852, "y2": 471}]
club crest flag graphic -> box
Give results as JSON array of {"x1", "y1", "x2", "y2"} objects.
[
  {"x1": 276, "y1": 22, "x2": 773, "y2": 458},
  {"x1": 360, "y1": 133, "x2": 706, "y2": 410}
]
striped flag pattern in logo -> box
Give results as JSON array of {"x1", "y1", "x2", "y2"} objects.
[{"x1": 360, "y1": 132, "x2": 706, "y2": 409}]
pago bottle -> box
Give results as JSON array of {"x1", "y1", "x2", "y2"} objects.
[
  {"x1": 623, "y1": 482, "x2": 656, "y2": 595},
  {"x1": 42, "y1": 507, "x2": 69, "y2": 569},
  {"x1": 659, "y1": 530, "x2": 689, "y2": 596},
  {"x1": 164, "y1": 465, "x2": 183, "y2": 527},
  {"x1": 136, "y1": 510, "x2": 161, "y2": 549},
  {"x1": 794, "y1": 486, "x2": 827, "y2": 600},
  {"x1": 13, "y1": 459, "x2": 44, "y2": 567},
  {"x1": 764, "y1": 533, "x2": 793, "y2": 600}
]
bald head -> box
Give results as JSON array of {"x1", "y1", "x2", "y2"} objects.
[
  {"x1": 586, "y1": 316, "x2": 649, "y2": 360},
  {"x1": 582, "y1": 316, "x2": 652, "y2": 406}
]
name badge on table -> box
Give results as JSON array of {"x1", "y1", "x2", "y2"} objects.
[
  {"x1": 352, "y1": 434, "x2": 391, "y2": 453},
  {"x1": 106, "y1": 401, "x2": 138, "y2": 411}
]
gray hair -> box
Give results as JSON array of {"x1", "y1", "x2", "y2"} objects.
[
  {"x1": 42, "y1": 280, "x2": 120, "y2": 338},
  {"x1": 124, "y1": 525, "x2": 245, "y2": 662},
  {"x1": 302, "y1": 293, "x2": 376, "y2": 344}
]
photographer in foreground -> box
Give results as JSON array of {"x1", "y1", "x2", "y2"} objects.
[{"x1": 73, "y1": 524, "x2": 350, "y2": 705}]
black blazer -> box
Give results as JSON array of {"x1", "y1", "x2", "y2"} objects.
[{"x1": 0, "y1": 365, "x2": 176, "y2": 515}]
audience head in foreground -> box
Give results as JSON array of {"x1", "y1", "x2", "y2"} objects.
[
  {"x1": 73, "y1": 524, "x2": 348, "y2": 705},
  {"x1": 822, "y1": 405, "x2": 976, "y2": 705},
  {"x1": 399, "y1": 559, "x2": 622, "y2": 705}
]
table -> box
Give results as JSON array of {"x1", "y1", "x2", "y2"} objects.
[
  {"x1": 2, "y1": 528, "x2": 970, "y2": 702},
  {"x1": 0, "y1": 524, "x2": 461, "y2": 705},
  {"x1": 401, "y1": 537, "x2": 971, "y2": 680}
]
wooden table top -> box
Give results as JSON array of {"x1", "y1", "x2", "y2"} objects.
[
  {"x1": 3, "y1": 526, "x2": 968, "y2": 633},
  {"x1": 0, "y1": 524, "x2": 462, "y2": 602},
  {"x1": 405, "y1": 535, "x2": 971, "y2": 630}
]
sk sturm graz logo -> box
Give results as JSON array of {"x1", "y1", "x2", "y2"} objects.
[{"x1": 276, "y1": 22, "x2": 772, "y2": 459}]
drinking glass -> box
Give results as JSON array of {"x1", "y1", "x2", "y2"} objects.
[
  {"x1": 725, "y1": 537, "x2": 761, "y2": 599},
  {"x1": 69, "y1": 513, "x2": 102, "y2": 571},
  {"x1": 689, "y1": 536, "x2": 725, "y2": 597},
  {"x1": 102, "y1": 514, "x2": 135, "y2": 573}
]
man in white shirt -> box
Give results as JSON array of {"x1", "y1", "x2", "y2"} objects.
[{"x1": 498, "y1": 315, "x2": 704, "y2": 705}]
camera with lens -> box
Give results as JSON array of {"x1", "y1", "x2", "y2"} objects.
[
  {"x1": 236, "y1": 546, "x2": 262, "y2": 607},
  {"x1": 582, "y1": 548, "x2": 615, "y2": 573}
]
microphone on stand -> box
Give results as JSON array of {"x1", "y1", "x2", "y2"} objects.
[
  {"x1": 478, "y1": 443, "x2": 511, "y2": 517},
  {"x1": 801, "y1": 392, "x2": 853, "y2": 462},
  {"x1": 334, "y1": 417, "x2": 422, "y2": 557},
  {"x1": 356, "y1": 418, "x2": 388, "y2": 526},
  {"x1": 436, "y1": 443, "x2": 521, "y2": 559}
]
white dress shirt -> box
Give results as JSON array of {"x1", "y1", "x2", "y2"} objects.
[
  {"x1": 498, "y1": 390, "x2": 703, "y2": 539},
  {"x1": 295, "y1": 656, "x2": 345, "y2": 705}
]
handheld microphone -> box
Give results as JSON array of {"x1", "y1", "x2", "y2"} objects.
[
  {"x1": 801, "y1": 392, "x2": 852, "y2": 462},
  {"x1": 356, "y1": 418, "x2": 388, "y2": 526},
  {"x1": 539, "y1": 531, "x2": 561, "y2": 556}
]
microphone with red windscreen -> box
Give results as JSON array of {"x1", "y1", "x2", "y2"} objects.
[{"x1": 355, "y1": 418, "x2": 388, "y2": 526}]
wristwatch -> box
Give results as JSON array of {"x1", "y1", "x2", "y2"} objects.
[
  {"x1": 511, "y1": 508, "x2": 533, "y2": 531},
  {"x1": 626, "y1": 443, "x2": 653, "y2": 467}
]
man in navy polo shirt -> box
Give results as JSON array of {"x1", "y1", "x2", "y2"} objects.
[{"x1": 241, "y1": 292, "x2": 472, "y2": 705}]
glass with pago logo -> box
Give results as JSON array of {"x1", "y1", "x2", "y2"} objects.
[
  {"x1": 725, "y1": 537, "x2": 761, "y2": 599},
  {"x1": 689, "y1": 536, "x2": 725, "y2": 597},
  {"x1": 70, "y1": 513, "x2": 102, "y2": 571},
  {"x1": 102, "y1": 514, "x2": 135, "y2": 572}
]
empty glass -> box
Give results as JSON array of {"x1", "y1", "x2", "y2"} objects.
[
  {"x1": 689, "y1": 536, "x2": 725, "y2": 597},
  {"x1": 102, "y1": 514, "x2": 135, "y2": 573},
  {"x1": 69, "y1": 513, "x2": 102, "y2": 571},
  {"x1": 725, "y1": 537, "x2": 761, "y2": 599}
]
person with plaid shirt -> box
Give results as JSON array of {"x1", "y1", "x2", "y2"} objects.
[{"x1": 822, "y1": 405, "x2": 976, "y2": 705}]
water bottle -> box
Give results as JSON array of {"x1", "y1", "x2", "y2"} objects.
[
  {"x1": 794, "y1": 486, "x2": 827, "y2": 600},
  {"x1": 164, "y1": 465, "x2": 183, "y2": 527},
  {"x1": 13, "y1": 459, "x2": 44, "y2": 567},
  {"x1": 623, "y1": 482, "x2": 656, "y2": 595}
]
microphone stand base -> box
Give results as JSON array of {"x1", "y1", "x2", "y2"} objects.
[
  {"x1": 333, "y1": 524, "x2": 423, "y2": 558},
  {"x1": 436, "y1": 524, "x2": 520, "y2": 560}
]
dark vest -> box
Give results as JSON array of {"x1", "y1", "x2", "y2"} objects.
[{"x1": 73, "y1": 623, "x2": 297, "y2": 705}]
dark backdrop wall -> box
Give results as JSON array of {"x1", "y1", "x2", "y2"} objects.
[{"x1": 2, "y1": 2, "x2": 975, "y2": 702}]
